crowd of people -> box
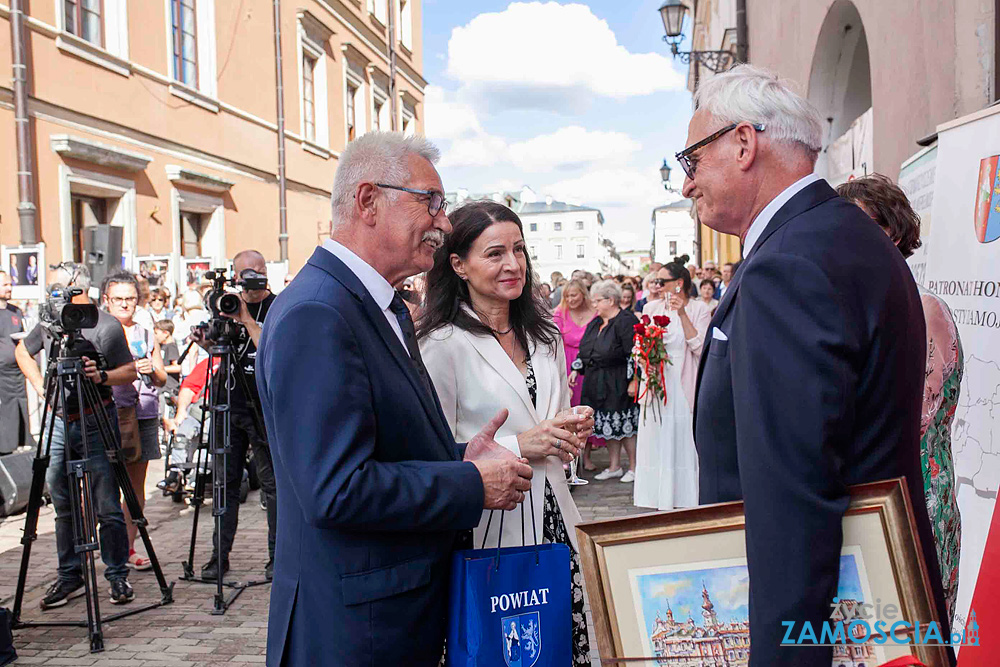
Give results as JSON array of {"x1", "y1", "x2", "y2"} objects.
[{"x1": 0, "y1": 63, "x2": 966, "y2": 667}]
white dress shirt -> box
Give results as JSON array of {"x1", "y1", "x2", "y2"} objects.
[
  {"x1": 742, "y1": 172, "x2": 822, "y2": 256},
  {"x1": 320, "y1": 238, "x2": 408, "y2": 355}
]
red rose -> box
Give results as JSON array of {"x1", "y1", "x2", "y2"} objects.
[
  {"x1": 653, "y1": 315, "x2": 671, "y2": 327},
  {"x1": 641, "y1": 314, "x2": 651, "y2": 325},
  {"x1": 633, "y1": 323, "x2": 646, "y2": 336}
]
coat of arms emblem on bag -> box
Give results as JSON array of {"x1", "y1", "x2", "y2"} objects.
[{"x1": 501, "y1": 611, "x2": 541, "y2": 667}]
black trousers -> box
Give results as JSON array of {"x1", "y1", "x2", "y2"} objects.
[{"x1": 211, "y1": 407, "x2": 277, "y2": 565}]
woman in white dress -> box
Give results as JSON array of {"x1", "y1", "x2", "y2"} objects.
[
  {"x1": 417, "y1": 201, "x2": 595, "y2": 665},
  {"x1": 632, "y1": 262, "x2": 712, "y2": 510}
]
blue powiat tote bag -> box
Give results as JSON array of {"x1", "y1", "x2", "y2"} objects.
[{"x1": 446, "y1": 499, "x2": 572, "y2": 666}]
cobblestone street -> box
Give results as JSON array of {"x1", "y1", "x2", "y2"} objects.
[{"x1": 0, "y1": 449, "x2": 647, "y2": 666}]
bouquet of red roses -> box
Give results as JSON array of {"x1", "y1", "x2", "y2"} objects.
[{"x1": 631, "y1": 314, "x2": 672, "y2": 420}]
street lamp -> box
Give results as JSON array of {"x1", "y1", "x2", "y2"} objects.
[
  {"x1": 657, "y1": 0, "x2": 741, "y2": 73},
  {"x1": 659, "y1": 159, "x2": 676, "y2": 192}
]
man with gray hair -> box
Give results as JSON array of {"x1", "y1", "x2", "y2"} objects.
[
  {"x1": 687, "y1": 66, "x2": 951, "y2": 665},
  {"x1": 256, "y1": 132, "x2": 533, "y2": 665}
]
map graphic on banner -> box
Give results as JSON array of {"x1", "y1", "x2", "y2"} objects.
[{"x1": 920, "y1": 107, "x2": 1000, "y2": 658}]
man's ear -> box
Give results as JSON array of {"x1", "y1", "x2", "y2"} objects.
[
  {"x1": 355, "y1": 183, "x2": 379, "y2": 227},
  {"x1": 734, "y1": 123, "x2": 759, "y2": 173}
]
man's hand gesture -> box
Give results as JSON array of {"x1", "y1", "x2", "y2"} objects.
[{"x1": 465, "y1": 409, "x2": 533, "y2": 511}]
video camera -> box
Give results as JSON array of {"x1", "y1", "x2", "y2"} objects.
[
  {"x1": 38, "y1": 286, "x2": 99, "y2": 334},
  {"x1": 197, "y1": 268, "x2": 267, "y2": 344}
]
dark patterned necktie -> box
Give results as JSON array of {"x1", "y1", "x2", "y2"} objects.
[{"x1": 389, "y1": 292, "x2": 433, "y2": 396}]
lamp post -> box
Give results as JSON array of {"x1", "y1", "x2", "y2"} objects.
[
  {"x1": 660, "y1": 159, "x2": 676, "y2": 193},
  {"x1": 657, "y1": 0, "x2": 746, "y2": 73}
]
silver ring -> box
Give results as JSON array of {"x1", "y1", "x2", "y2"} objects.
[{"x1": 554, "y1": 439, "x2": 562, "y2": 450}]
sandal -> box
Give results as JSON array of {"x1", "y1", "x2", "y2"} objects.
[{"x1": 128, "y1": 550, "x2": 152, "y2": 571}]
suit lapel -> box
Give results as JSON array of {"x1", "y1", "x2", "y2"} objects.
[
  {"x1": 307, "y1": 248, "x2": 458, "y2": 459},
  {"x1": 693, "y1": 179, "x2": 839, "y2": 428}
]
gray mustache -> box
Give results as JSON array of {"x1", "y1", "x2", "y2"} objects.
[{"x1": 422, "y1": 231, "x2": 445, "y2": 245}]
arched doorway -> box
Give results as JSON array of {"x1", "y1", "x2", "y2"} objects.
[{"x1": 807, "y1": 0, "x2": 873, "y2": 184}]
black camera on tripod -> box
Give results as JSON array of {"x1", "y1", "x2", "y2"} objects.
[
  {"x1": 38, "y1": 286, "x2": 99, "y2": 335},
  {"x1": 198, "y1": 269, "x2": 266, "y2": 343}
]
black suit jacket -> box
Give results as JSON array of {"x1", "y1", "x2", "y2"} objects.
[{"x1": 693, "y1": 180, "x2": 952, "y2": 666}]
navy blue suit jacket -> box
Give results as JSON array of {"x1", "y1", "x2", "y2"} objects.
[
  {"x1": 256, "y1": 247, "x2": 485, "y2": 666},
  {"x1": 694, "y1": 180, "x2": 952, "y2": 666}
]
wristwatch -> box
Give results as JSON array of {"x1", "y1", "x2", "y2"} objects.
[{"x1": 97, "y1": 370, "x2": 108, "y2": 385}]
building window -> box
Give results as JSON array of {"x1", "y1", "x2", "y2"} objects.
[
  {"x1": 575, "y1": 220, "x2": 584, "y2": 230},
  {"x1": 71, "y1": 195, "x2": 107, "y2": 263},
  {"x1": 368, "y1": 0, "x2": 388, "y2": 25},
  {"x1": 576, "y1": 244, "x2": 585, "y2": 259},
  {"x1": 669, "y1": 241, "x2": 677, "y2": 256},
  {"x1": 180, "y1": 211, "x2": 206, "y2": 257},
  {"x1": 555, "y1": 245, "x2": 563, "y2": 260},
  {"x1": 529, "y1": 245, "x2": 538, "y2": 260},
  {"x1": 373, "y1": 100, "x2": 383, "y2": 131},
  {"x1": 399, "y1": 0, "x2": 412, "y2": 49},
  {"x1": 553, "y1": 221, "x2": 562, "y2": 231},
  {"x1": 346, "y1": 83, "x2": 357, "y2": 141},
  {"x1": 302, "y1": 52, "x2": 317, "y2": 142},
  {"x1": 171, "y1": 0, "x2": 198, "y2": 87},
  {"x1": 529, "y1": 222, "x2": 537, "y2": 232},
  {"x1": 65, "y1": 0, "x2": 103, "y2": 46}
]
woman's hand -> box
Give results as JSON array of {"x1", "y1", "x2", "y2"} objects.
[
  {"x1": 556, "y1": 407, "x2": 595, "y2": 442},
  {"x1": 516, "y1": 414, "x2": 586, "y2": 463},
  {"x1": 135, "y1": 358, "x2": 154, "y2": 375},
  {"x1": 568, "y1": 370, "x2": 579, "y2": 387},
  {"x1": 627, "y1": 378, "x2": 639, "y2": 398}
]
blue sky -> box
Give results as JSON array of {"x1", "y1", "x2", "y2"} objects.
[{"x1": 421, "y1": 1, "x2": 695, "y2": 250}]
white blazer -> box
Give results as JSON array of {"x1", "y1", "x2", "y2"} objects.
[{"x1": 420, "y1": 321, "x2": 584, "y2": 552}]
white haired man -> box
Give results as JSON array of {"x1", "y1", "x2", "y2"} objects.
[
  {"x1": 255, "y1": 132, "x2": 533, "y2": 665},
  {"x1": 687, "y1": 66, "x2": 952, "y2": 665}
]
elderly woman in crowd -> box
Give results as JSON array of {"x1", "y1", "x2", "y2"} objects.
[
  {"x1": 698, "y1": 279, "x2": 719, "y2": 314},
  {"x1": 838, "y1": 174, "x2": 963, "y2": 624},
  {"x1": 418, "y1": 201, "x2": 595, "y2": 664},
  {"x1": 570, "y1": 280, "x2": 640, "y2": 482},
  {"x1": 631, "y1": 263, "x2": 712, "y2": 510}
]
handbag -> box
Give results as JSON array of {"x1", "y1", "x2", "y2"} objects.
[
  {"x1": 116, "y1": 405, "x2": 143, "y2": 464},
  {"x1": 446, "y1": 493, "x2": 572, "y2": 667}
]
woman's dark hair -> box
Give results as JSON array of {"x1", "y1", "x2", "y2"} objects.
[
  {"x1": 416, "y1": 201, "x2": 559, "y2": 352},
  {"x1": 662, "y1": 262, "x2": 692, "y2": 295},
  {"x1": 837, "y1": 173, "x2": 922, "y2": 259},
  {"x1": 101, "y1": 270, "x2": 139, "y2": 299}
]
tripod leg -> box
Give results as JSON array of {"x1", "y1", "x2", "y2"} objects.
[
  {"x1": 70, "y1": 379, "x2": 104, "y2": 653},
  {"x1": 209, "y1": 353, "x2": 231, "y2": 614},
  {"x1": 11, "y1": 375, "x2": 60, "y2": 626},
  {"x1": 81, "y1": 380, "x2": 174, "y2": 603},
  {"x1": 182, "y1": 400, "x2": 210, "y2": 580}
]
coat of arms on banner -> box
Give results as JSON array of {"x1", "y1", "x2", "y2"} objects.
[
  {"x1": 501, "y1": 611, "x2": 541, "y2": 667},
  {"x1": 973, "y1": 155, "x2": 1000, "y2": 243}
]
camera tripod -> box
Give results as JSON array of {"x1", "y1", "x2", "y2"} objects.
[
  {"x1": 9, "y1": 333, "x2": 174, "y2": 653},
  {"x1": 178, "y1": 336, "x2": 271, "y2": 615}
]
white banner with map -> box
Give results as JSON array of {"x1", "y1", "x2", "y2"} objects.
[{"x1": 922, "y1": 105, "x2": 1000, "y2": 647}]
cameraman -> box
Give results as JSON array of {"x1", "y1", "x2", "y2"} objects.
[
  {"x1": 187, "y1": 249, "x2": 277, "y2": 581},
  {"x1": 14, "y1": 263, "x2": 138, "y2": 608}
]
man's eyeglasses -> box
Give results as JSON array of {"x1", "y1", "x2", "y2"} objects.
[
  {"x1": 108, "y1": 296, "x2": 138, "y2": 306},
  {"x1": 375, "y1": 184, "x2": 448, "y2": 217},
  {"x1": 675, "y1": 122, "x2": 766, "y2": 179}
]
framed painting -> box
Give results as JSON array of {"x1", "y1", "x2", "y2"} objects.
[
  {"x1": 576, "y1": 478, "x2": 951, "y2": 666},
  {"x1": 2, "y1": 243, "x2": 45, "y2": 301}
]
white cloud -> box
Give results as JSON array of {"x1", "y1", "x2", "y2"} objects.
[
  {"x1": 546, "y1": 167, "x2": 665, "y2": 208},
  {"x1": 446, "y1": 2, "x2": 685, "y2": 112},
  {"x1": 508, "y1": 126, "x2": 640, "y2": 172},
  {"x1": 424, "y1": 85, "x2": 484, "y2": 142}
]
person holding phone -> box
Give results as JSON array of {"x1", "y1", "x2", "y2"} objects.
[{"x1": 103, "y1": 271, "x2": 167, "y2": 571}]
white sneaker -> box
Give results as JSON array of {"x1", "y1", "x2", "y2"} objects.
[
  {"x1": 620, "y1": 470, "x2": 635, "y2": 483},
  {"x1": 594, "y1": 468, "x2": 624, "y2": 481}
]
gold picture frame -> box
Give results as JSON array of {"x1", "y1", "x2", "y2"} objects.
[{"x1": 576, "y1": 478, "x2": 949, "y2": 666}]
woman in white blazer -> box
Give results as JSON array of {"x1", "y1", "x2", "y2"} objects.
[{"x1": 418, "y1": 201, "x2": 594, "y2": 665}]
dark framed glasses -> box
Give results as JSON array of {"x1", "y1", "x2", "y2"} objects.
[
  {"x1": 675, "y1": 122, "x2": 765, "y2": 179},
  {"x1": 375, "y1": 183, "x2": 448, "y2": 217}
]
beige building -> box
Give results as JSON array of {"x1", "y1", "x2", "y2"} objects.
[
  {"x1": 0, "y1": 0, "x2": 426, "y2": 292},
  {"x1": 671, "y1": 0, "x2": 996, "y2": 267}
]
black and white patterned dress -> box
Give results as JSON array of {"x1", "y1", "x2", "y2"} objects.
[
  {"x1": 525, "y1": 358, "x2": 591, "y2": 665},
  {"x1": 573, "y1": 308, "x2": 640, "y2": 440}
]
